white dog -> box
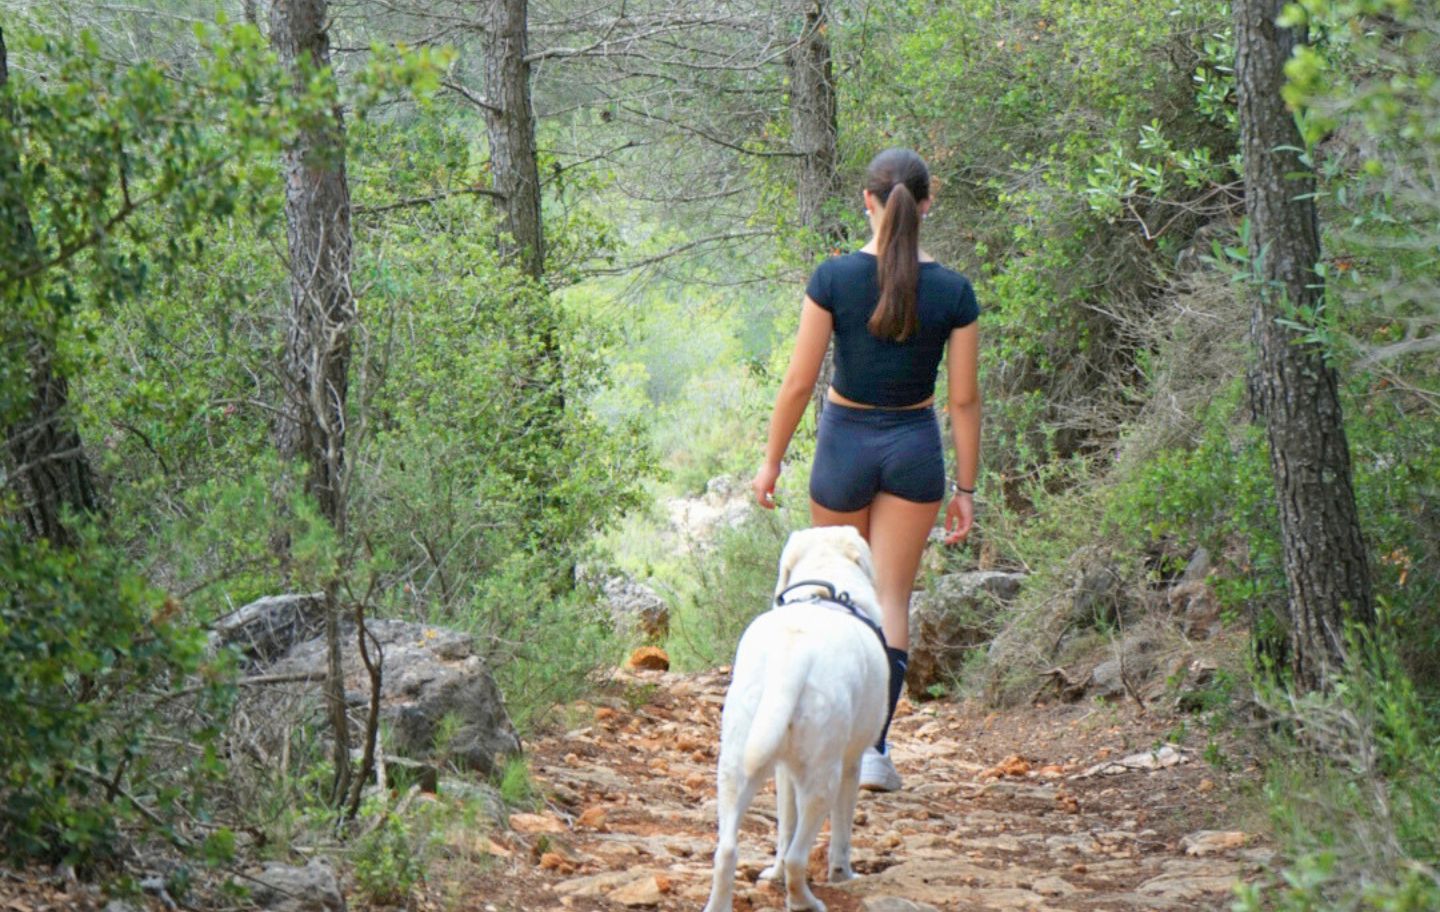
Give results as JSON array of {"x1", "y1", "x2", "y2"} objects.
[{"x1": 702, "y1": 525, "x2": 890, "y2": 912}]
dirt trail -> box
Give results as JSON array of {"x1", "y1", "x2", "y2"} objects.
[{"x1": 447, "y1": 666, "x2": 1267, "y2": 912}]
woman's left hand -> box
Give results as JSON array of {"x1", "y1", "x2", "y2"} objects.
[{"x1": 943, "y1": 492, "x2": 973, "y2": 545}]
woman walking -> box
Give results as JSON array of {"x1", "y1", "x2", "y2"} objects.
[{"x1": 751, "y1": 148, "x2": 980, "y2": 791}]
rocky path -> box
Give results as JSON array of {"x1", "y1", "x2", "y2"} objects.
[{"x1": 442, "y1": 666, "x2": 1268, "y2": 912}]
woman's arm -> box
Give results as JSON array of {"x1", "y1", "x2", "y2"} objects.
[
  {"x1": 752, "y1": 296, "x2": 834, "y2": 508},
  {"x1": 944, "y1": 322, "x2": 980, "y2": 543}
]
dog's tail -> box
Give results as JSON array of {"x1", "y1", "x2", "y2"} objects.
[{"x1": 740, "y1": 647, "x2": 811, "y2": 779}]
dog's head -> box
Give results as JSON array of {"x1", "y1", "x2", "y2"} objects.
[{"x1": 774, "y1": 525, "x2": 877, "y2": 601}]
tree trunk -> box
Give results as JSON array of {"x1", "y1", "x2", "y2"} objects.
[
  {"x1": 1, "y1": 27, "x2": 101, "y2": 548},
  {"x1": 786, "y1": 0, "x2": 843, "y2": 422},
  {"x1": 269, "y1": 0, "x2": 357, "y2": 804},
  {"x1": 479, "y1": 0, "x2": 570, "y2": 586},
  {"x1": 1234, "y1": 0, "x2": 1375, "y2": 689},
  {"x1": 481, "y1": 0, "x2": 544, "y2": 282},
  {"x1": 270, "y1": 0, "x2": 355, "y2": 531}
]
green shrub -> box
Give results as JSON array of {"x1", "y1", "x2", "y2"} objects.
[
  {"x1": 0, "y1": 519, "x2": 225, "y2": 863},
  {"x1": 352, "y1": 808, "x2": 428, "y2": 906},
  {"x1": 665, "y1": 508, "x2": 797, "y2": 671},
  {"x1": 1235, "y1": 628, "x2": 1440, "y2": 912}
]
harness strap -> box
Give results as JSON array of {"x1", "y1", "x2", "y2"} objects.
[{"x1": 774, "y1": 579, "x2": 889, "y2": 653}]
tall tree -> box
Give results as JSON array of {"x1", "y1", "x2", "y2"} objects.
[
  {"x1": 0, "y1": 26, "x2": 101, "y2": 548},
  {"x1": 785, "y1": 0, "x2": 843, "y2": 418},
  {"x1": 788, "y1": 0, "x2": 840, "y2": 242},
  {"x1": 269, "y1": 0, "x2": 358, "y2": 804},
  {"x1": 1234, "y1": 0, "x2": 1375, "y2": 689},
  {"x1": 480, "y1": 0, "x2": 544, "y2": 282}
]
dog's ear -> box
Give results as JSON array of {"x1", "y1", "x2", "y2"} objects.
[
  {"x1": 843, "y1": 532, "x2": 876, "y2": 581},
  {"x1": 774, "y1": 534, "x2": 801, "y2": 599}
]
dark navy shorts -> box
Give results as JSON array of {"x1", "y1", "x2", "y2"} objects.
[{"x1": 810, "y1": 402, "x2": 946, "y2": 512}]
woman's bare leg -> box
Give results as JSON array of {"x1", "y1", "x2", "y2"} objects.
[{"x1": 864, "y1": 492, "x2": 941, "y2": 650}]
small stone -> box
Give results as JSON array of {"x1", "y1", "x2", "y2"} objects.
[
  {"x1": 1181, "y1": 830, "x2": 1247, "y2": 856},
  {"x1": 862, "y1": 899, "x2": 943, "y2": 912},
  {"x1": 509, "y1": 812, "x2": 566, "y2": 834},
  {"x1": 540, "y1": 852, "x2": 572, "y2": 871},
  {"x1": 685, "y1": 772, "x2": 707, "y2": 791},
  {"x1": 627, "y1": 646, "x2": 670, "y2": 671},
  {"x1": 576, "y1": 806, "x2": 607, "y2": 829},
  {"x1": 596, "y1": 707, "x2": 619, "y2": 723},
  {"x1": 1032, "y1": 875, "x2": 1077, "y2": 896},
  {"x1": 610, "y1": 875, "x2": 664, "y2": 906}
]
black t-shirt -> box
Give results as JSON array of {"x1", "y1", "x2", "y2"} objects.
[{"x1": 805, "y1": 251, "x2": 979, "y2": 407}]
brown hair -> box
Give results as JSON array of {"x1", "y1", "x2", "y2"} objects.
[{"x1": 865, "y1": 148, "x2": 930, "y2": 342}]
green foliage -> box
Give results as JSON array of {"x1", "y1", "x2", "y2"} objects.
[
  {"x1": 352, "y1": 806, "x2": 428, "y2": 906},
  {"x1": 1278, "y1": 0, "x2": 1440, "y2": 375},
  {"x1": 1104, "y1": 382, "x2": 1284, "y2": 614},
  {"x1": 840, "y1": 0, "x2": 1237, "y2": 477},
  {"x1": 664, "y1": 508, "x2": 798, "y2": 671},
  {"x1": 495, "y1": 756, "x2": 539, "y2": 809},
  {"x1": 1235, "y1": 629, "x2": 1440, "y2": 912},
  {"x1": 0, "y1": 518, "x2": 227, "y2": 863}
]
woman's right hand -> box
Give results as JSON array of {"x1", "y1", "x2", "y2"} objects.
[
  {"x1": 944, "y1": 491, "x2": 974, "y2": 545},
  {"x1": 752, "y1": 462, "x2": 781, "y2": 509}
]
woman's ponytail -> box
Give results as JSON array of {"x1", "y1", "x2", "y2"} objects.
[{"x1": 864, "y1": 148, "x2": 929, "y2": 342}]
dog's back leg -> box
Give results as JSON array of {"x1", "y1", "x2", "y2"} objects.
[
  {"x1": 702, "y1": 764, "x2": 763, "y2": 912},
  {"x1": 760, "y1": 767, "x2": 796, "y2": 882},
  {"x1": 827, "y1": 757, "x2": 861, "y2": 882},
  {"x1": 782, "y1": 788, "x2": 830, "y2": 912}
]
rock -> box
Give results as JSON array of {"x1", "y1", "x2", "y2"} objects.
[
  {"x1": 906, "y1": 571, "x2": 1024, "y2": 697},
  {"x1": 1071, "y1": 559, "x2": 1124, "y2": 628},
  {"x1": 626, "y1": 646, "x2": 670, "y2": 671},
  {"x1": 1179, "y1": 547, "x2": 1211, "y2": 584},
  {"x1": 268, "y1": 619, "x2": 520, "y2": 776},
  {"x1": 243, "y1": 859, "x2": 345, "y2": 912},
  {"x1": 576, "y1": 806, "x2": 607, "y2": 829},
  {"x1": 1174, "y1": 659, "x2": 1221, "y2": 712},
  {"x1": 1181, "y1": 830, "x2": 1247, "y2": 856},
  {"x1": 509, "y1": 812, "x2": 567, "y2": 834},
  {"x1": 211, "y1": 593, "x2": 326, "y2": 667},
  {"x1": 437, "y1": 778, "x2": 507, "y2": 824},
  {"x1": 1074, "y1": 744, "x2": 1188, "y2": 778},
  {"x1": 554, "y1": 870, "x2": 649, "y2": 898},
  {"x1": 1032, "y1": 875, "x2": 1078, "y2": 896},
  {"x1": 664, "y1": 475, "x2": 752, "y2": 553},
  {"x1": 609, "y1": 875, "x2": 664, "y2": 906},
  {"x1": 601, "y1": 575, "x2": 671, "y2": 642},
  {"x1": 862, "y1": 899, "x2": 944, "y2": 912},
  {"x1": 1136, "y1": 859, "x2": 1240, "y2": 899},
  {"x1": 1088, "y1": 637, "x2": 1161, "y2": 701},
  {"x1": 1170, "y1": 579, "x2": 1222, "y2": 639}
]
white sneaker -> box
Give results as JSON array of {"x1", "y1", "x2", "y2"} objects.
[{"x1": 859, "y1": 746, "x2": 902, "y2": 792}]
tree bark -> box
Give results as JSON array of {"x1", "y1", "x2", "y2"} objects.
[
  {"x1": 268, "y1": 0, "x2": 357, "y2": 805},
  {"x1": 270, "y1": 0, "x2": 355, "y2": 531},
  {"x1": 481, "y1": 0, "x2": 544, "y2": 282},
  {"x1": 1, "y1": 27, "x2": 102, "y2": 548},
  {"x1": 479, "y1": 0, "x2": 572, "y2": 556},
  {"x1": 1234, "y1": 0, "x2": 1375, "y2": 689},
  {"x1": 786, "y1": 0, "x2": 844, "y2": 422}
]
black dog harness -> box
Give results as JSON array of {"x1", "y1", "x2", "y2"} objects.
[{"x1": 774, "y1": 580, "x2": 889, "y2": 653}]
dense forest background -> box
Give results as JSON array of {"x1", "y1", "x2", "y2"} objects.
[{"x1": 2, "y1": 0, "x2": 1437, "y2": 908}]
